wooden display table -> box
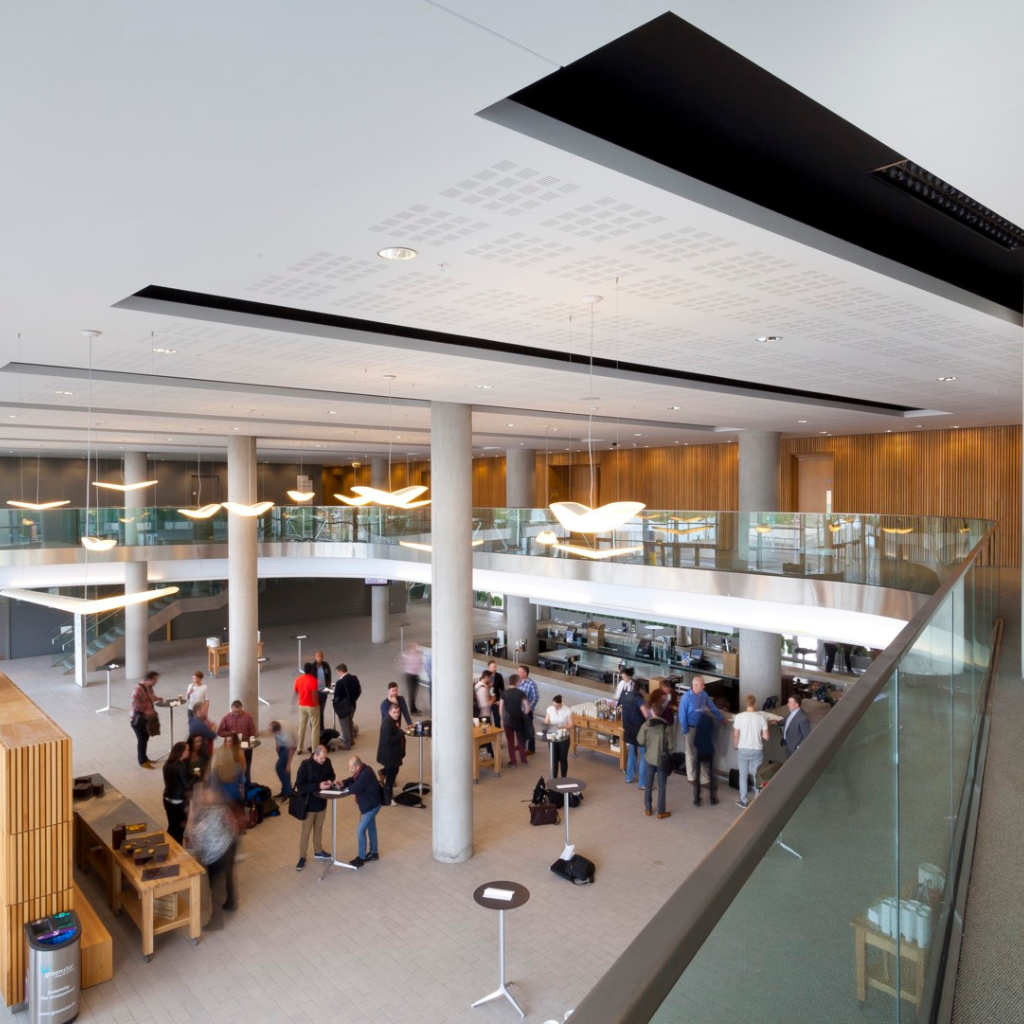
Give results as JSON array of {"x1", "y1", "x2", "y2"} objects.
[
  {"x1": 207, "y1": 641, "x2": 264, "y2": 678},
  {"x1": 472, "y1": 724, "x2": 503, "y2": 781},
  {"x1": 570, "y1": 713, "x2": 627, "y2": 771},
  {"x1": 73, "y1": 776, "x2": 203, "y2": 961},
  {"x1": 851, "y1": 914, "x2": 928, "y2": 1008}
]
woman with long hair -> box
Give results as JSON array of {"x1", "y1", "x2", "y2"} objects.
[{"x1": 162, "y1": 741, "x2": 190, "y2": 843}]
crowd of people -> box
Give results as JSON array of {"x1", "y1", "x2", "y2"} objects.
[{"x1": 135, "y1": 644, "x2": 428, "y2": 923}]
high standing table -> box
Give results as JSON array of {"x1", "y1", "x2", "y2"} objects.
[
  {"x1": 155, "y1": 697, "x2": 186, "y2": 758},
  {"x1": 472, "y1": 881, "x2": 530, "y2": 1019},
  {"x1": 96, "y1": 661, "x2": 122, "y2": 715},
  {"x1": 403, "y1": 724, "x2": 431, "y2": 796},
  {"x1": 546, "y1": 776, "x2": 586, "y2": 860},
  {"x1": 319, "y1": 787, "x2": 359, "y2": 881}
]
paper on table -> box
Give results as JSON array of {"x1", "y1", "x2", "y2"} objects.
[
  {"x1": 556, "y1": 783, "x2": 574, "y2": 790},
  {"x1": 483, "y1": 887, "x2": 515, "y2": 901}
]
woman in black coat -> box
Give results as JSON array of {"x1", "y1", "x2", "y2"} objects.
[
  {"x1": 377, "y1": 701, "x2": 406, "y2": 790},
  {"x1": 162, "y1": 742, "x2": 191, "y2": 843}
]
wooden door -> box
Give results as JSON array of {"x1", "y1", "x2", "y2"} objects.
[{"x1": 794, "y1": 453, "x2": 834, "y2": 513}]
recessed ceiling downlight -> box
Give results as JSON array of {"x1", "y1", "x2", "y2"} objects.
[
  {"x1": 936, "y1": 376, "x2": 957, "y2": 381},
  {"x1": 755, "y1": 335, "x2": 783, "y2": 343},
  {"x1": 377, "y1": 247, "x2": 418, "y2": 261}
]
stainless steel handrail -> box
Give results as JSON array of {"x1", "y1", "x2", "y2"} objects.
[{"x1": 567, "y1": 525, "x2": 997, "y2": 1024}]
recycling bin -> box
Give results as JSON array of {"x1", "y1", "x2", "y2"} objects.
[{"x1": 24, "y1": 909, "x2": 81, "y2": 1024}]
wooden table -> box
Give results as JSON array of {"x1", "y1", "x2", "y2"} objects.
[
  {"x1": 472, "y1": 725, "x2": 503, "y2": 782},
  {"x1": 207, "y1": 641, "x2": 264, "y2": 678},
  {"x1": 570, "y1": 713, "x2": 627, "y2": 771},
  {"x1": 73, "y1": 776, "x2": 204, "y2": 961},
  {"x1": 851, "y1": 914, "x2": 928, "y2": 1008}
]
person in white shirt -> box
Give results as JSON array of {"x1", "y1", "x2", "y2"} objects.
[
  {"x1": 732, "y1": 693, "x2": 770, "y2": 808},
  {"x1": 543, "y1": 695, "x2": 573, "y2": 778},
  {"x1": 186, "y1": 671, "x2": 208, "y2": 720}
]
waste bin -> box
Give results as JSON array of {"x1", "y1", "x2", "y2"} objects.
[{"x1": 24, "y1": 909, "x2": 81, "y2": 1024}]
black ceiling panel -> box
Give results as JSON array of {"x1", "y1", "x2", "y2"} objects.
[{"x1": 509, "y1": 12, "x2": 1024, "y2": 313}]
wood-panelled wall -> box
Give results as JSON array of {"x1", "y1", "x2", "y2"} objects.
[
  {"x1": 0, "y1": 673, "x2": 73, "y2": 1006},
  {"x1": 781, "y1": 426, "x2": 1020, "y2": 567},
  {"x1": 457, "y1": 425, "x2": 1019, "y2": 565}
]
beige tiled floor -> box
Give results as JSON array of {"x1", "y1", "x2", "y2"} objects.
[{"x1": 7, "y1": 602, "x2": 739, "y2": 1024}]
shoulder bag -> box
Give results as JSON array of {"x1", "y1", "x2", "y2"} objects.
[
  {"x1": 529, "y1": 802, "x2": 560, "y2": 826},
  {"x1": 287, "y1": 793, "x2": 309, "y2": 820}
]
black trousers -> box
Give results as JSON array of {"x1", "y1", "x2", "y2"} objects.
[
  {"x1": 164, "y1": 799, "x2": 188, "y2": 844},
  {"x1": 207, "y1": 840, "x2": 237, "y2": 911},
  {"x1": 693, "y1": 753, "x2": 717, "y2": 802},
  {"x1": 404, "y1": 673, "x2": 420, "y2": 712},
  {"x1": 551, "y1": 739, "x2": 570, "y2": 777},
  {"x1": 132, "y1": 719, "x2": 150, "y2": 765}
]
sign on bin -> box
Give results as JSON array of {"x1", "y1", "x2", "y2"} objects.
[{"x1": 24, "y1": 910, "x2": 81, "y2": 1024}]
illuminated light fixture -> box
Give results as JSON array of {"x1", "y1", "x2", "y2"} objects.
[
  {"x1": 651, "y1": 524, "x2": 708, "y2": 537},
  {"x1": 221, "y1": 500, "x2": 275, "y2": 517},
  {"x1": 152, "y1": 347, "x2": 177, "y2": 354},
  {"x1": 754, "y1": 524, "x2": 772, "y2": 534},
  {"x1": 881, "y1": 527, "x2": 914, "y2": 535},
  {"x1": 287, "y1": 490, "x2": 315, "y2": 503},
  {"x1": 670, "y1": 516, "x2": 706, "y2": 523},
  {"x1": 536, "y1": 530, "x2": 559, "y2": 545},
  {"x1": 7, "y1": 499, "x2": 71, "y2": 510},
  {"x1": 548, "y1": 543, "x2": 642, "y2": 560},
  {"x1": 754, "y1": 335, "x2": 783, "y2": 343},
  {"x1": 93, "y1": 480, "x2": 158, "y2": 492},
  {"x1": 936, "y1": 376, "x2": 957, "y2": 382},
  {"x1": 398, "y1": 539, "x2": 484, "y2": 553},
  {"x1": 549, "y1": 501, "x2": 645, "y2": 534},
  {"x1": 337, "y1": 485, "x2": 430, "y2": 509},
  {"x1": 377, "y1": 246, "x2": 417, "y2": 261},
  {"x1": 1, "y1": 585, "x2": 180, "y2": 616},
  {"x1": 827, "y1": 523, "x2": 843, "y2": 534},
  {"x1": 117, "y1": 516, "x2": 135, "y2": 523},
  {"x1": 179, "y1": 504, "x2": 221, "y2": 520},
  {"x1": 81, "y1": 537, "x2": 118, "y2": 551}
]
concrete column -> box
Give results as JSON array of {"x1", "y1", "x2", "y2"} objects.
[
  {"x1": 371, "y1": 584, "x2": 389, "y2": 643},
  {"x1": 430, "y1": 402, "x2": 474, "y2": 863},
  {"x1": 370, "y1": 457, "x2": 388, "y2": 489},
  {"x1": 124, "y1": 560, "x2": 149, "y2": 679},
  {"x1": 506, "y1": 596, "x2": 538, "y2": 666},
  {"x1": 123, "y1": 452, "x2": 149, "y2": 679},
  {"x1": 227, "y1": 435, "x2": 259, "y2": 713},
  {"x1": 738, "y1": 431, "x2": 781, "y2": 512},
  {"x1": 737, "y1": 433, "x2": 783, "y2": 702},
  {"x1": 504, "y1": 447, "x2": 535, "y2": 508},
  {"x1": 73, "y1": 615, "x2": 87, "y2": 688},
  {"x1": 738, "y1": 627, "x2": 783, "y2": 706}
]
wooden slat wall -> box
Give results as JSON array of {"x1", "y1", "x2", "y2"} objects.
[
  {"x1": 0, "y1": 673, "x2": 73, "y2": 1006},
  {"x1": 781, "y1": 426, "x2": 1020, "y2": 566}
]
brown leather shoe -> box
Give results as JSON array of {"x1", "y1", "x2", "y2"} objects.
[
  {"x1": 657, "y1": 812, "x2": 671, "y2": 820},
  {"x1": 645, "y1": 809, "x2": 652, "y2": 816}
]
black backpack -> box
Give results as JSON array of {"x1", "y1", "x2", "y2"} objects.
[
  {"x1": 545, "y1": 788, "x2": 583, "y2": 809},
  {"x1": 550, "y1": 854, "x2": 595, "y2": 885},
  {"x1": 531, "y1": 776, "x2": 547, "y2": 805}
]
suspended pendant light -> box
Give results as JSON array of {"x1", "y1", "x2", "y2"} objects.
[
  {"x1": 178, "y1": 442, "x2": 221, "y2": 519},
  {"x1": 222, "y1": 500, "x2": 275, "y2": 517},
  {"x1": 1, "y1": 584, "x2": 179, "y2": 615},
  {"x1": 6, "y1": 452, "x2": 71, "y2": 509},
  {"x1": 94, "y1": 480, "x2": 158, "y2": 492},
  {"x1": 287, "y1": 446, "x2": 315, "y2": 502},
  {"x1": 334, "y1": 376, "x2": 431, "y2": 508},
  {"x1": 80, "y1": 330, "x2": 116, "y2": 552}
]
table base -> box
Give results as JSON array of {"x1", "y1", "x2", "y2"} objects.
[{"x1": 471, "y1": 982, "x2": 523, "y2": 1018}]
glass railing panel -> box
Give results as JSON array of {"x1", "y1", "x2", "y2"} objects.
[{"x1": 651, "y1": 679, "x2": 901, "y2": 1024}]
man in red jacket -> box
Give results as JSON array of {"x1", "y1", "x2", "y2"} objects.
[{"x1": 293, "y1": 663, "x2": 320, "y2": 755}]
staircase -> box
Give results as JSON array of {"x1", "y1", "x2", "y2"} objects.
[{"x1": 51, "y1": 584, "x2": 228, "y2": 674}]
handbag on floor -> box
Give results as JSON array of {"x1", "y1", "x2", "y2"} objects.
[
  {"x1": 550, "y1": 854, "x2": 595, "y2": 885},
  {"x1": 529, "y1": 802, "x2": 559, "y2": 826}
]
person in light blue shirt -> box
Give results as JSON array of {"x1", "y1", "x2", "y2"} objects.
[
  {"x1": 516, "y1": 666, "x2": 539, "y2": 755},
  {"x1": 680, "y1": 676, "x2": 724, "y2": 788}
]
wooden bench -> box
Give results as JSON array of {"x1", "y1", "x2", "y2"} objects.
[{"x1": 72, "y1": 880, "x2": 112, "y2": 989}]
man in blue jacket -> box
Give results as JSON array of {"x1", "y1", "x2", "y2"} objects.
[
  {"x1": 680, "y1": 676, "x2": 725, "y2": 787},
  {"x1": 341, "y1": 755, "x2": 382, "y2": 867}
]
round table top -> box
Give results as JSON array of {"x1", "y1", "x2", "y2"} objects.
[
  {"x1": 239, "y1": 739, "x2": 261, "y2": 750},
  {"x1": 545, "y1": 776, "x2": 586, "y2": 794},
  {"x1": 156, "y1": 698, "x2": 186, "y2": 708},
  {"x1": 473, "y1": 881, "x2": 530, "y2": 911}
]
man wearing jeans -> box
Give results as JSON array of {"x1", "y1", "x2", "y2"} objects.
[
  {"x1": 341, "y1": 756, "x2": 382, "y2": 867},
  {"x1": 732, "y1": 693, "x2": 770, "y2": 808},
  {"x1": 516, "y1": 666, "x2": 539, "y2": 755}
]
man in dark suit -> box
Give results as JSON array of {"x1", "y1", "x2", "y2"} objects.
[
  {"x1": 332, "y1": 664, "x2": 361, "y2": 749},
  {"x1": 781, "y1": 694, "x2": 811, "y2": 757}
]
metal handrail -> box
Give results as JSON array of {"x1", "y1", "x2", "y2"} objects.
[{"x1": 567, "y1": 524, "x2": 997, "y2": 1024}]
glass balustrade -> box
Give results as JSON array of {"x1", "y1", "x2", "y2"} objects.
[{"x1": 0, "y1": 506, "x2": 993, "y2": 596}]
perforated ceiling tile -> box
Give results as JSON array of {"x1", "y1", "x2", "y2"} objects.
[
  {"x1": 328, "y1": 290, "x2": 413, "y2": 314},
  {"x1": 746, "y1": 269, "x2": 848, "y2": 298},
  {"x1": 286, "y1": 252, "x2": 389, "y2": 282},
  {"x1": 688, "y1": 251, "x2": 796, "y2": 281},
  {"x1": 799, "y1": 285, "x2": 890, "y2": 310},
  {"x1": 623, "y1": 227, "x2": 739, "y2": 263},
  {"x1": 539, "y1": 197, "x2": 666, "y2": 241},
  {"x1": 439, "y1": 160, "x2": 579, "y2": 214},
  {"x1": 135, "y1": 322, "x2": 234, "y2": 345},
  {"x1": 367, "y1": 204, "x2": 490, "y2": 245},
  {"x1": 674, "y1": 290, "x2": 758, "y2": 316},
  {"x1": 726, "y1": 302, "x2": 799, "y2": 325},
  {"x1": 245, "y1": 275, "x2": 337, "y2": 302},
  {"x1": 403, "y1": 304, "x2": 475, "y2": 327},
  {"x1": 543, "y1": 254, "x2": 648, "y2": 283},
  {"x1": 455, "y1": 288, "x2": 539, "y2": 311},
  {"x1": 614, "y1": 275, "x2": 707, "y2": 304},
  {"x1": 465, "y1": 232, "x2": 576, "y2": 267},
  {"x1": 373, "y1": 271, "x2": 469, "y2": 298},
  {"x1": 526, "y1": 301, "x2": 584, "y2": 323},
  {"x1": 474, "y1": 318, "x2": 535, "y2": 338}
]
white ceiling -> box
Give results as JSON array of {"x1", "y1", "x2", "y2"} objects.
[{"x1": 0, "y1": 0, "x2": 1020, "y2": 462}]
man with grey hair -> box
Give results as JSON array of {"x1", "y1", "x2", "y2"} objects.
[{"x1": 679, "y1": 676, "x2": 724, "y2": 786}]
